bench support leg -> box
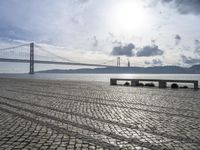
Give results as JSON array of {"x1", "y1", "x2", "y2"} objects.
[
  {"x1": 159, "y1": 81, "x2": 167, "y2": 88},
  {"x1": 131, "y1": 81, "x2": 139, "y2": 86},
  {"x1": 110, "y1": 79, "x2": 117, "y2": 86},
  {"x1": 194, "y1": 81, "x2": 199, "y2": 90}
]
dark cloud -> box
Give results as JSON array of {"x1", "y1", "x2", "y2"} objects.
[
  {"x1": 153, "y1": 59, "x2": 163, "y2": 65},
  {"x1": 175, "y1": 34, "x2": 181, "y2": 45},
  {"x1": 111, "y1": 42, "x2": 164, "y2": 57},
  {"x1": 195, "y1": 39, "x2": 200, "y2": 45},
  {"x1": 112, "y1": 40, "x2": 122, "y2": 45},
  {"x1": 181, "y1": 55, "x2": 200, "y2": 65},
  {"x1": 111, "y1": 43, "x2": 135, "y2": 57},
  {"x1": 151, "y1": 39, "x2": 156, "y2": 44},
  {"x1": 136, "y1": 45, "x2": 164, "y2": 57},
  {"x1": 161, "y1": 0, "x2": 200, "y2": 15},
  {"x1": 162, "y1": 0, "x2": 173, "y2": 2},
  {"x1": 145, "y1": 59, "x2": 163, "y2": 66},
  {"x1": 144, "y1": 61, "x2": 151, "y2": 65}
]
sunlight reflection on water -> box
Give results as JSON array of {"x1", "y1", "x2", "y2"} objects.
[{"x1": 0, "y1": 73, "x2": 200, "y2": 85}]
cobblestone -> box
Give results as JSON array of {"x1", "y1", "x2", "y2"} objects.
[{"x1": 0, "y1": 78, "x2": 200, "y2": 149}]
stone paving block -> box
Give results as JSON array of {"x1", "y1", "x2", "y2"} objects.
[{"x1": 0, "y1": 78, "x2": 200, "y2": 149}]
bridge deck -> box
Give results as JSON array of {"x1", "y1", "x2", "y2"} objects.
[{"x1": 0, "y1": 58, "x2": 113, "y2": 67}]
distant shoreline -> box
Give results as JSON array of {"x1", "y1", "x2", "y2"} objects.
[
  {"x1": 37, "y1": 65, "x2": 200, "y2": 74},
  {"x1": 36, "y1": 72, "x2": 200, "y2": 74}
]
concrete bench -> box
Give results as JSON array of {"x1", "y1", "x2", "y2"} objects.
[{"x1": 110, "y1": 78, "x2": 199, "y2": 89}]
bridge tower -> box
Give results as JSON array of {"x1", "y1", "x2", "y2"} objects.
[
  {"x1": 29, "y1": 43, "x2": 34, "y2": 74},
  {"x1": 128, "y1": 59, "x2": 130, "y2": 67},
  {"x1": 117, "y1": 57, "x2": 120, "y2": 67}
]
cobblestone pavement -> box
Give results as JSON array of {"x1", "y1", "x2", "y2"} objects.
[{"x1": 0, "y1": 78, "x2": 200, "y2": 150}]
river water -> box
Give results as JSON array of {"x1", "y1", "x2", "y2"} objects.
[{"x1": 0, "y1": 73, "x2": 200, "y2": 85}]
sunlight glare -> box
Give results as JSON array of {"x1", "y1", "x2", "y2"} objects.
[{"x1": 109, "y1": 1, "x2": 151, "y2": 34}]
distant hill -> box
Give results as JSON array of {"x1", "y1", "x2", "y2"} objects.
[
  {"x1": 37, "y1": 64, "x2": 200, "y2": 74},
  {"x1": 188, "y1": 65, "x2": 200, "y2": 73}
]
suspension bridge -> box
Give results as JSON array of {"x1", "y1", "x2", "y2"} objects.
[{"x1": 0, "y1": 43, "x2": 121, "y2": 74}]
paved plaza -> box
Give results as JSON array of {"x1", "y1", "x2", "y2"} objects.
[{"x1": 0, "y1": 78, "x2": 200, "y2": 150}]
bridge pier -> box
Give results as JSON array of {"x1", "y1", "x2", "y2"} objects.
[{"x1": 29, "y1": 43, "x2": 34, "y2": 74}]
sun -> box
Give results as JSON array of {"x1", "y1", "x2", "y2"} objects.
[{"x1": 109, "y1": 1, "x2": 151, "y2": 34}]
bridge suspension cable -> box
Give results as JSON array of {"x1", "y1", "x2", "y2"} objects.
[
  {"x1": 101, "y1": 59, "x2": 116, "y2": 65},
  {"x1": 0, "y1": 43, "x2": 30, "y2": 51},
  {"x1": 35, "y1": 44, "x2": 76, "y2": 63}
]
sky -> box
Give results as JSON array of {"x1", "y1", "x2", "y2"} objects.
[{"x1": 0, "y1": 0, "x2": 200, "y2": 72}]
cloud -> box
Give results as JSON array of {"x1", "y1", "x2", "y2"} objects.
[
  {"x1": 162, "y1": 0, "x2": 173, "y2": 2},
  {"x1": 107, "y1": 32, "x2": 122, "y2": 45},
  {"x1": 77, "y1": 0, "x2": 91, "y2": 3},
  {"x1": 151, "y1": 39, "x2": 156, "y2": 44},
  {"x1": 195, "y1": 39, "x2": 200, "y2": 45},
  {"x1": 111, "y1": 42, "x2": 164, "y2": 58},
  {"x1": 194, "y1": 39, "x2": 200, "y2": 54},
  {"x1": 111, "y1": 43, "x2": 135, "y2": 57},
  {"x1": 181, "y1": 55, "x2": 200, "y2": 65},
  {"x1": 136, "y1": 45, "x2": 164, "y2": 57},
  {"x1": 108, "y1": 32, "x2": 114, "y2": 38},
  {"x1": 175, "y1": 34, "x2": 181, "y2": 45},
  {"x1": 145, "y1": 59, "x2": 163, "y2": 66},
  {"x1": 161, "y1": 0, "x2": 200, "y2": 15},
  {"x1": 92, "y1": 36, "x2": 98, "y2": 47},
  {"x1": 0, "y1": 0, "x2": 94, "y2": 46},
  {"x1": 153, "y1": 59, "x2": 163, "y2": 65},
  {"x1": 0, "y1": 22, "x2": 36, "y2": 41}
]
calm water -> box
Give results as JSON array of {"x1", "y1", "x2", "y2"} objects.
[{"x1": 0, "y1": 73, "x2": 200, "y2": 84}]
